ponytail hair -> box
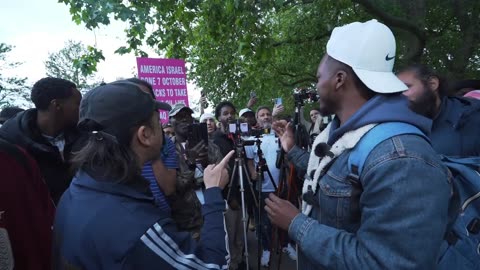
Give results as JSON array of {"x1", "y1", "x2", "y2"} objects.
[{"x1": 71, "y1": 118, "x2": 151, "y2": 184}]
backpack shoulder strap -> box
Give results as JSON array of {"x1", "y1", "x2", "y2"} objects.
[
  {"x1": 441, "y1": 155, "x2": 480, "y2": 212},
  {"x1": 348, "y1": 122, "x2": 428, "y2": 178}
]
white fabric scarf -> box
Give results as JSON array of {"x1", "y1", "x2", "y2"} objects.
[{"x1": 301, "y1": 122, "x2": 377, "y2": 215}]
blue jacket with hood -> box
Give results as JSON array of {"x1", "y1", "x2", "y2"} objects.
[
  {"x1": 286, "y1": 94, "x2": 453, "y2": 270},
  {"x1": 53, "y1": 170, "x2": 229, "y2": 270},
  {"x1": 430, "y1": 96, "x2": 480, "y2": 157}
]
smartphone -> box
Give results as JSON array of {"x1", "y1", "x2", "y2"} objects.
[
  {"x1": 275, "y1": 97, "x2": 282, "y2": 105},
  {"x1": 250, "y1": 92, "x2": 256, "y2": 98},
  {"x1": 187, "y1": 123, "x2": 209, "y2": 148}
]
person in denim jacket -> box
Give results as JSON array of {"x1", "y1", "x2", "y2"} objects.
[{"x1": 266, "y1": 20, "x2": 454, "y2": 270}]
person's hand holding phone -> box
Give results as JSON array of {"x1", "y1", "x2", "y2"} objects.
[
  {"x1": 186, "y1": 141, "x2": 208, "y2": 168},
  {"x1": 247, "y1": 92, "x2": 257, "y2": 108},
  {"x1": 272, "y1": 99, "x2": 285, "y2": 117}
]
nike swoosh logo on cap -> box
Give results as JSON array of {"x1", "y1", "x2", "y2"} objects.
[{"x1": 385, "y1": 54, "x2": 395, "y2": 61}]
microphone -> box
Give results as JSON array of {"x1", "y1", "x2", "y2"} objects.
[{"x1": 314, "y1": 143, "x2": 333, "y2": 158}]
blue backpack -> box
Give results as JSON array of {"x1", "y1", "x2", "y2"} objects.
[{"x1": 348, "y1": 122, "x2": 480, "y2": 269}]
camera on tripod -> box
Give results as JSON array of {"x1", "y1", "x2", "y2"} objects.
[
  {"x1": 228, "y1": 119, "x2": 256, "y2": 147},
  {"x1": 228, "y1": 119, "x2": 270, "y2": 147},
  {"x1": 293, "y1": 87, "x2": 319, "y2": 105}
]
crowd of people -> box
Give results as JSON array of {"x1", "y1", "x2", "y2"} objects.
[{"x1": 1, "y1": 19, "x2": 479, "y2": 270}]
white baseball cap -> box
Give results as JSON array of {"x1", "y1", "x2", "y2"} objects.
[
  {"x1": 239, "y1": 108, "x2": 254, "y2": 117},
  {"x1": 200, "y1": 112, "x2": 215, "y2": 123},
  {"x1": 326, "y1": 19, "x2": 407, "y2": 93}
]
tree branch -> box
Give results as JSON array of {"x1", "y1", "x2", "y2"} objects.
[
  {"x1": 281, "y1": 0, "x2": 315, "y2": 8},
  {"x1": 272, "y1": 31, "x2": 332, "y2": 47},
  {"x1": 447, "y1": 0, "x2": 480, "y2": 78},
  {"x1": 352, "y1": 0, "x2": 426, "y2": 61},
  {"x1": 279, "y1": 77, "x2": 316, "y2": 87},
  {"x1": 277, "y1": 70, "x2": 316, "y2": 79}
]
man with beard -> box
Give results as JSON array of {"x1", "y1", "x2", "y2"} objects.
[
  {"x1": 168, "y1": 103, "x2": 223, "y2": 239},
  {"x1": 397, "y1": 64, "x2": 480, "y2": 156},
  {"x1": 0, "y1": 77, "x2": 81, "y2": 204},
  {"x1": 267, "y1": 20, "x2": 453, "y2": 269}
]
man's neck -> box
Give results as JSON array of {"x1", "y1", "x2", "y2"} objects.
[
  {"x1": 337, "y1": 99, "x2": 366, "y2": 126},
  {"x1": 220, "y1": 123, "x2": 229, "y2": 134},
  {"x1": 36, "y1": 111, "x2": 63, "y2": 137}
]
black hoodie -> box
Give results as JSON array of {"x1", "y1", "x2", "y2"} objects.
[{"x1": 0, "y1": 109, "x2": 80, "y2": 204}]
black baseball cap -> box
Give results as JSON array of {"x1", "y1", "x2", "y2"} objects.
[{"x1": 78, "y1": 80, "x2": 171, "y2": 144}]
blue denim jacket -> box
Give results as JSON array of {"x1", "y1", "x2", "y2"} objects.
[{"x1": 287, "y1": 134, "x2": 452, "y2": 269}]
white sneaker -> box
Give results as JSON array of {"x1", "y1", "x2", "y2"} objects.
[
  {"x1": 261, "y1": 250, "x2": 270, "y2": 267},
  {"x1": 282, "y1": 243, "x2": 297, "y2": 261}
]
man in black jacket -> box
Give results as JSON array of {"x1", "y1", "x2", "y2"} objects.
[{"x1": 0, "y1": 77, "x2": 81, "y2": 204}]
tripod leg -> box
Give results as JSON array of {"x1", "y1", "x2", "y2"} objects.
[
  {"x1": 257, "y1": 171, "x2": 263, "y2": 270},
  {"x1": 241, "y1": 165, "x2": 258, "y2": 208},
  {"x1": 226, "y1": 162, "x2": 238, "y2": 203},
  {"x1": 263, "y1": 166, "x2": 278, "y2": 192},
  {"x1": 237, "y1": 161, "x2": 250, "y2": 270}
]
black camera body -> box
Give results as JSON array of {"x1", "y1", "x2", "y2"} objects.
[{"x1": 294, "y1": 88, "x2": 319, "y2": 105}]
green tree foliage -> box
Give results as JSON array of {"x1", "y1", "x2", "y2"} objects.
[
  {"x1": 59, "y1": 0, "x2": 480, "y2": 110},
  {"x1": 45, "y1": 40, "x2": 103, "y2": 93},
  {"x1": 0, "y1": 43, "x2": 29, "y2": 108}
]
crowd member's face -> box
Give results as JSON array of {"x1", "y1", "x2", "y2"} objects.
[
  {"x1": 310, "y1": 109, "x2": 320, "y2": 123},
  {"x1": 57, "y1": 88, "x2": 82, "y2": 128},
  {"x1": 256, "y1": 108, "x2": 272, "y2": 128},
  {"x1": 163, "y1": 126, "x2": 175, "y2": 138},
  {"x1": 171, "y1": 108, "x2": 193, "y2": 138},
  {"x1": 219, "y1": 106, "x2": 236, "y2": 126},
  {"x1": 397, "y1": 71, "x2": 438, "y2": 119},
  {"x1": 202, "y1": 117, "x2": 216, "y2": 134},
  {"x1": 242, "y1": 112, "x2": 256, "y2": 127},
  {"x1": 316, "y1": 56, "x2": 338, "y2": 116}
]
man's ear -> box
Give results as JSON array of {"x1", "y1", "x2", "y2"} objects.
[
  {"x1": 50, "y1": 99, "x2": 61, "y2": 111},
  {"x1": 334, "y1": 71, "x2": 347, "y2": 90},
  {"x1": 428, "y1": 76, "x2": 440, "y2": 93}
]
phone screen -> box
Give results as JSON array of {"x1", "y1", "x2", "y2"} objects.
[{"x1": 187, "y1": 123, "x2": 209, "y2": 148}]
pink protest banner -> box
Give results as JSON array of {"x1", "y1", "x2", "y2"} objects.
[{"x1": 136, "y1": 58, "x2": 189, "y2": 123}]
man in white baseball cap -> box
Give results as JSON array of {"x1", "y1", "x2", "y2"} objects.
[
  {"x1": 268, "y1": 20, "x2": 452, "y2": 269},
  {"x1": 239, "y1": 107, "x2": 258, "y2": 128},
  {"x1": 199, "y1": 112, "x2": 217, "y2": 137}
]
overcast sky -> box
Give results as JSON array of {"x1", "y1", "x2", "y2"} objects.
[
  {"x1": 0, "y1": 0, "x2": 139, "y2": 83},
  {"x1": 0, "y1": 0, "x2": 202, "y2": 111}
]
